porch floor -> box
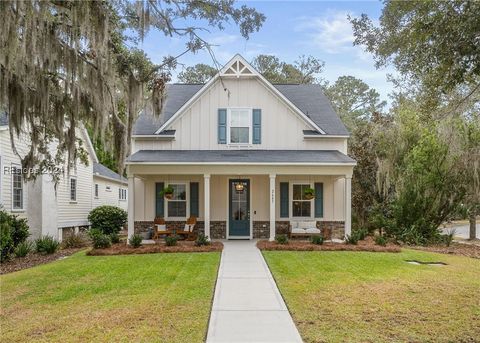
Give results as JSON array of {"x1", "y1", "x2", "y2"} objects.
[{"x1": 206, "y1": 240, "x2": 302, "y2": 342}]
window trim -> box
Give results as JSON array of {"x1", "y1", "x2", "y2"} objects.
[
  {"x1": 11, "y1": 163, "x2": 24, "y2": 212},
  {"x1": 290, "y1": 181, "x2": 314, "y2": 219},
  {"x1": 69, "y1": 176, "x2": 77, "y2": 203},
  {"x1": 165, "y1": 182, "x2": 189, "y2": 219},
  {"x1": 119, "y1": 188, "x2": 127, "y2": 201},
  {"x1": 226, "y1": 107, "x2": 253, "y2": 145}
]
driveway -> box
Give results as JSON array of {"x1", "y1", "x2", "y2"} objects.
[{"x1": 441, "y1": 222, "x2": 480, "y2": 239}]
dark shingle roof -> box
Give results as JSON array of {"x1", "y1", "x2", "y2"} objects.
[
  {"x1": 273, "y1": 84, "x2": 349, "y2": 135},
  {"x1": 132, "y1": 83, "x2": 349, "y2": 136},
  {"x1": 127, "y1": 150, "x2": 355, "y2": 164},
  {"x1": 93, "y1": 163, "x2": 127, "y2": 183},
  {"x1": 133, "y1": 84, "x2": 203, "y2": 135}
]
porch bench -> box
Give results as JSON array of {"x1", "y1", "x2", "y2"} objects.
[{"x1": 289, "y1": 220, "x2": 321, "y2": 238}]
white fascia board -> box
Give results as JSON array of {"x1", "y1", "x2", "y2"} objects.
[
  {"x1": 132, "y1": 135, "x2": 175, "y2": 140},
  {"x1": 154, "y1": 74, "x2": 220, "y2": 134},
  {"x1": 303, "y1": 134, "x2": 350, "y2": 139},
  {"x1": 93, "y1": 173, "x2": 128, "y2": 185}
]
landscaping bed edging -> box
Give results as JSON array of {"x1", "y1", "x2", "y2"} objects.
[
  {"x1": 87, "y1": 241, "x2": 223, "y2": 256},
  {"x1": 257, "y1": 240, "x2": 401, "y2": 253}
]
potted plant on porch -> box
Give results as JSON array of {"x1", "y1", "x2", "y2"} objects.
[
  {"x1": 160, "y1": 185, "x2": 174, "y2": 199},
  {"x1": 304, "y1": 187, "x2": 315, "y2": 200}
]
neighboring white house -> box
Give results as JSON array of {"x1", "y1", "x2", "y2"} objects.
[
  {"x1": 93, "y1": 162, "x2": 128, "y2": 211},
  {"x1": 126, "y1": 54, "x2": 356, "y2": 241},
  {"x1": 0, "y1": 113, "x2": 128, "y2": 240}
]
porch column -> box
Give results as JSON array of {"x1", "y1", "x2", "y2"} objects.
[
  {"x1": 344, "y1": 176, "x2": 352, "y2": 237},
  {"x1": 204, "y1": 174, "x2": 211, "y2": 238},
  {"x1": 127, "y1": 176, "x2": 135, "y2": 242},
  {"x1": 269, "y1": 174, "x2": 276, "y2": 241}
]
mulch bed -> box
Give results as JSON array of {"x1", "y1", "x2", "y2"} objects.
[
  {"x1": 87, "y1": 241, "x2": 224, "y2": 256},
  {"x1": 0, "y1": 248, "x2": 83, "y2": 275},
  {"x1": 409, "y1": 242, "x2": 480, "y2": 259},
  {"x1": 257, "y1": 237, "x2": 401, "y2": 253}
]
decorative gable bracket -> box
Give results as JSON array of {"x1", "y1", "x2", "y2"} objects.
[{"x1": 220, "y1": 55, "x2": 256, "y2": 78}]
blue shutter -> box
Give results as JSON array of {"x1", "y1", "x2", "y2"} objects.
[
  {"x1": 155, "y1": 182, "x2": 164, "y2": 217},
  {"x1": 252, "y1": 109, "x2": 261, "y2": 144},
  {"x1": 314, "y1": 182, "x2": 324, "y2": 218},
  {"x1": 190, "y1": 182, "x2": 199, "y2": 217},
  {"x1": 218, "y1": 109, "x2": 227, "y2": 144},
  {"x1": 280, "y1": 182, "x2": 289, "y2": 218}
]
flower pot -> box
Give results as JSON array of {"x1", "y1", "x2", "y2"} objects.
[
  {"x1": 164, "y1": 193, "x2": 174, "y2": 200},
  {"x1": 304, "y1": 194, "x2": 315, "y2": 200}
]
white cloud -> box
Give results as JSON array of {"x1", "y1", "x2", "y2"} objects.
[
  {"x1": 296, "y1": 10, "x2": 355, "y2": 54},
  {"x1": 209, "y1": 34, "x2": 241, "y2": 46}
]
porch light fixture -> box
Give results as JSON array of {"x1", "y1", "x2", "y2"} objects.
[{"x1": 235, "y1": 182, "x2": 244, "y2": 192}]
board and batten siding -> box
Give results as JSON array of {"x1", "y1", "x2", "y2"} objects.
[
  {"x1": 133, "y1": 78, "x2": 348, "y2": 153},
  {"x1": 93, "y1": 177, "x2": 128, "y2": 211}
]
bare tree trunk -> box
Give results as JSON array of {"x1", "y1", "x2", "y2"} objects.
[{"x1": 469, "y1": 213, "x2": 477, "y2": 240}]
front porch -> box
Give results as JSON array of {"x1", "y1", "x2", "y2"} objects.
[{"x1": 127, "y1": 163, "x2": 353, "y2": 241}]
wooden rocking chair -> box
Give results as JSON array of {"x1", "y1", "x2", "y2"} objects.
[{"x1": 152, "y1": 217, "x2": 169, "y2": 240}]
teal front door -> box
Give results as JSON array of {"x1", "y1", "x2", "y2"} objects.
[{"x1": 229, "y1": 179, "x2": 250, "y2": 237}]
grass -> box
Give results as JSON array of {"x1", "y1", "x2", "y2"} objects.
[
  {"x1": 0, "y1": 250, "x2": 220, "y2": 343},
  {"x1": 263, "y1": 249, "x2": 480, "y2": 343}
]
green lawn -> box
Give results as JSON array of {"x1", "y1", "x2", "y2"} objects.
[
  {"x1": 0, "y1": 251, "x2": 220, "y2": 343},
  {"x1": 263, "y1": 249, "x2": 480, "y2": 343}
]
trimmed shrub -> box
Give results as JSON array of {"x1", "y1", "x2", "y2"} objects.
[
  {"x1": 310, "y1": 235, "x2": 324, "y2": 245},
  {"x1": 91, "y1": 233, "x2": 112, "y2": 249},
  {"x1": 35, "y1": 235, "x2": 60, "y2": 255},
  {"x1": 87, "y1": 206, "x2": 127, "y2": 235},
  {"x1": 275, "y1": 234, "x2": 289, "y2": 245},
  {"x1": 374, "y1": 235, "x2": 387, "y2": 247},
  {"x1": 195, "y1": 233, "x2": 210, "y2": 246},
  {"x1": 354, "y1": 228, "x2": 368, "y2": 241},
  {"x1": 62, "y1": 232, "x2": 88, "y2": 248},
  {"x1": 0, "y1": 209, "x2": 30, "y2": 261},
  {"x1": 165, "y1": 235, "x2": 178, "y2": 246},
  {"x1": 345, "y1": 233, "x2": 360, "y2": 245},
  {"x1": 1, "y1": 223, "x2": 14, "y2": 262},
  {"x1": 15, "y1": 241, "x2": 33, "y2": 257},
  {"x1": 129, "y1": 234, "x2": 142, "y2": 248},
  {"x1": 109, "y1": 232, "x2": 120, "y2": 244}
]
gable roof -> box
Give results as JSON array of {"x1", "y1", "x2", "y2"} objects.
[
  {"x1": 93, "y1": 162, "x2": 127, "y2": 184},
  {"x1": 133, "y1": 83, "x2": 349, "y2": 136},
  {"x1": 133, "y1": 54, "x2": 349, "y2": 136}
]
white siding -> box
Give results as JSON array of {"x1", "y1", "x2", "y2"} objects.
[
  {"x1": 93, "y1": 177, "x2": 128, "y2": 211},
  {"x1": 133, "y1": 78, "x2": 348, "y2": 153},
  {"x1": 0, "y1": 128, "x2": 30, "y2": 220}
]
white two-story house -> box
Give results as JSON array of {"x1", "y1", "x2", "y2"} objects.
[
  {"x1": 127, "y1": 54, "x2": 355, "y2": 241},
  {"x1": 0, "y1": 112, "x2": 128, "y2": 240}
]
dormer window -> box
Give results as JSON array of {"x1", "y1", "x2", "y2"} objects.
[{"x1": 228, "y1": 108, "x2": 252, "y2": 144}]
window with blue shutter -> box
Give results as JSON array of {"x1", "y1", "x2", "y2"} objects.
[
  {"x1": 155, "y1": 182, "x2": 164, "y2": 217},
  {"x1": 314, "y1": 182, "x2": 324, "y2": 218},
  {"x1": 218, "y1": 109, "x2": 227, "y2": 144},
  {"x1": 252, "y1": 109, "x2": 261, "y2": 144},
  {"x1": 280, "y1": 182, "x2": 289, "y2": 218},
  {"x1": 190, "y1": 182, "x2": 199, "y2": 217}
]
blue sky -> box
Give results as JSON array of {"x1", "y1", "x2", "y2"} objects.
[{"x1": 139, "y1": 0, "x2": 395, "y2": 104}]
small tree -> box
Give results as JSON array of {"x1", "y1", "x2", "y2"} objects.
[{"x1": 88, "y1": 206, "x2": 127, "y2": 235}]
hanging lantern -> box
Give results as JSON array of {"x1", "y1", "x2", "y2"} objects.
[{"x1": 235, "y1": 182, "x2": 244, "y2": 192}]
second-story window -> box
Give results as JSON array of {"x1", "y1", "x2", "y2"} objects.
[{"x1": 228, "y1": 109, "x2": 251, "y2": 144}]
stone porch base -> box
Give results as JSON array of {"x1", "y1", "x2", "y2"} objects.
[{"x1": 135, "y1": 220, "x2": 345, "y2": 240}]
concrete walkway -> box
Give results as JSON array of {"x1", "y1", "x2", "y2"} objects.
[{"x1": 207, "y1": 240, "x2": 302, "y2": 343}]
